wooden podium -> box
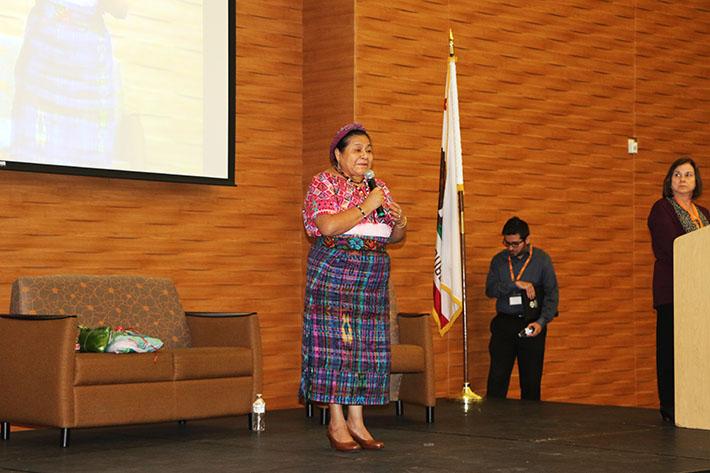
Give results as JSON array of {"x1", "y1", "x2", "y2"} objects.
[{"x1": 674, "y1": 225, "x2": 710, "y2": 430}]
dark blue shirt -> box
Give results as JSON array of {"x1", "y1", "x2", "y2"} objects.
[{"x1": 485, "y1": 245, "x2": 559, "y2": 326}]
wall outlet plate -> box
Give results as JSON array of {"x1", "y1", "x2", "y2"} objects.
[{"x1": 627, "y1": 138, "x2": 638, "y2": 154}]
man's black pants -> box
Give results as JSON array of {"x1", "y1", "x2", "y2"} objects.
[{"x1": 486, "y1": 313, "x2": 547, "y2": 400}]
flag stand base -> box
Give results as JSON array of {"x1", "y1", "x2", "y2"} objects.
[
  {"x1": 455, "y1": 383, "x2": 482, "y2": 412},
  {"x1": 459, "y1": 383, "x2": 482, "y2": 402}
]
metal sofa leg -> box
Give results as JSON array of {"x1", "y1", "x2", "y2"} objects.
[
  {"x1": 319, "y1": 407, "x2": 329, "y2": 426},
  {"x1": 395, "y1": 400, "x2": 404, "y2": 416},
  {"x1": 1, "y1": 422, "x2": 9, "y2": 440},
  {"x1": 305, "y1": 401, "x2": 313, "y2": 418},
  {"x1": 60, "y1": 428, "x2": 70, "y2": 448},
  {"x1": 426, "y1": 406, "x2": 435, "y2": 424}
]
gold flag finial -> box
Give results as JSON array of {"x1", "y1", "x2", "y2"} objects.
[{"x1": 449, "y1": 29, "x2": 455, "y2": 57}]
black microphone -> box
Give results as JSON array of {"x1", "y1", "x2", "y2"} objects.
[{"x1": 364, "y1": 169, "x2": 386, "y2": 218}]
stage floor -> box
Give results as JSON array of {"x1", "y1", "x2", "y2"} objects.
[{"x1": 1, "y1": 399, "x2": 710, "y2": 472}]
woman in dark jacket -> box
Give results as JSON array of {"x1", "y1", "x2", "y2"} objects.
[{"x1": 647, "y1": 157, "x2": 709, "y2": 423}]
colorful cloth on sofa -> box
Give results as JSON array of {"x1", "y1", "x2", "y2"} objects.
[
  {"x1": 106, "y1": 328, "x2": 164, "y2": 353},
  {"x1": 76, "y1": 326, "x2": 164, "y2": 353},
  {"x1": 77, "y1": 325, "x2": 112, "y2": 352},
  {"x1": 299, "y1": 236, "x2": 391, "y2": 406}
]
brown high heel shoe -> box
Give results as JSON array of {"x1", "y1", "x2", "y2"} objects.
[
  {"x1": 326, "y1": 431, "x2": 361, "y2": 452},
  {"x1": 347, "y1": 428, "x2": 385, "y2": 450}
]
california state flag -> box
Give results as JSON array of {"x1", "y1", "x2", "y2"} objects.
[{"x1": 432, "y1": 55, "x2": 464, "y2": 336}]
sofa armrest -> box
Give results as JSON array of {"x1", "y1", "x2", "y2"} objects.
[
  {"x1": 0, "y1": 314, "x2": 77, "y2": 427},
  {"x1": 396, "y1": 313, "x2": 436, "y2": 407},
  {"x1": 185, "y1": 312, "x2": 262, "y2": 397}
]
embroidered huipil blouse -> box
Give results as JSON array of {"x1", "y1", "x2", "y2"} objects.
[{"x1": 303, "y1": 171, "x2": 397, "y2": 239}]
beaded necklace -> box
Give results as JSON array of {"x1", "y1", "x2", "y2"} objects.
[{"x1": 334, "y1": 166, "x2": 366, "y2": 187}]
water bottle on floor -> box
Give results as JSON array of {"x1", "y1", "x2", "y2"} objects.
[{"x1": 251, "y1": 393, "x2": 266, "y2": 432}]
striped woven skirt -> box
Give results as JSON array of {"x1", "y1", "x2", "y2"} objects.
[{"x1": 299, "y1": 235, "x2": 391, "y2": 405}]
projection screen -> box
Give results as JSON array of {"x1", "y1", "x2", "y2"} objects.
[{"x1": 0, "y1": 0, "x2": 234, "y2": 185}]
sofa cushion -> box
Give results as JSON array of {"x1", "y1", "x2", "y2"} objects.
[
  {"x1": 11, "y1": 275, "x2": 191, "y2": 349},
  {"x1": 75, "y1": 352, "x2": 174, "y2": 386},
  {"x1": 173, "y1": 347, "x2": 252, "y2": 380},
  {"x1": 391, "y1": 344, "x2": 425, "y2": 373}
]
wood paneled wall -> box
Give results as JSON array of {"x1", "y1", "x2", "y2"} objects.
[
  {"x1": 0, "y1": 0, "x2": 706, "y2": 413},
  {"x1": 303, "y1": 1, "x2": 354, "y2": 185},
  {"x1": 351, "y1": 0, "x2": 709, "y2": 407}
]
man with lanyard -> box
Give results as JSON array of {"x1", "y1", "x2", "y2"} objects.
[{"x1": 485, "y1": 216, "x2": 559, "y2": 400}]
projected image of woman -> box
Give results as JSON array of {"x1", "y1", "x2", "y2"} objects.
[
  {"x1": 11, "y1": 0, "x2": 127, "y2": 168},
  {"x1": 300, "y1": 123, "x2": 408, "y2": 452}
]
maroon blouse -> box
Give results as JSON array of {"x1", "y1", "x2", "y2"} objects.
[{"x1": 647, "y1": 198, "x2": 710, "y2": 307}]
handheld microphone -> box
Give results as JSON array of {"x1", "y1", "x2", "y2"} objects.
[{"x1": 364, "y1": 170, "x2": 386, "y2": 218}]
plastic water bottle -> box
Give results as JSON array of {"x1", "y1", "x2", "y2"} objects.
[{"x1": 251, "y1": 394, "x2": 266, "y2": 432}]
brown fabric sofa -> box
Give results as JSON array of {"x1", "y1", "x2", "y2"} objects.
[{"x1": 0, "y1": 275, "x2": 262, "y2": 447}]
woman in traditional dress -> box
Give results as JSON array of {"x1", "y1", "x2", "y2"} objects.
[
  {"x1": 648, "y1": 157, "x2": 708, "y2": 423},
  {"x1": 300, "y1": 123, "x2": 407, "y2": 452}
]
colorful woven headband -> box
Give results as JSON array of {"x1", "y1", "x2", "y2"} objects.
[{"x1": 329, "y1": 122, "x2": 367, "y2": 162}]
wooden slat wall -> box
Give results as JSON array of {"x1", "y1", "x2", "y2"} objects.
[
  {"x1": 353, "y1": 0, "x2": 709, "y2": 407},
  {"x1": 0, "y1": 0, "x2": 706, "y2": 413},
  {"x1": 303, "y1": 1, "x2": 355, "y2": 189}
]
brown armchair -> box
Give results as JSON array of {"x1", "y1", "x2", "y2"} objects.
[
  {"x1": 0, "y1": 275, "x2": 262, "y2": 447},
  {"x1": 391, "y1": 312, "x2": 436, "y2": 423}
]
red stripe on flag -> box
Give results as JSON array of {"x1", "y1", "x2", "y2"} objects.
[{"x1": 433, "y1": 285, "x2": 442, "y2": 316}]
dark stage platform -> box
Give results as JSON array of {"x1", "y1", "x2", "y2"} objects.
[{"x1": 2, "y1": 399, "x2": 710, "y2": 472}]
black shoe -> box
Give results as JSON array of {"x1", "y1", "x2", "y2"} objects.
[{"x1": 660, "y1": 408, "x2": 674, "y2": 423}]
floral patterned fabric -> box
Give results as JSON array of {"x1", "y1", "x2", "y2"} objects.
[
  {"x1": 668, "y1": 197, "x2": 709, "y2": 233},
  {"x1": 303, "y1": 171, "x2": 397, "y2": 237},
  {"x1": 11, "y1": 275, "x2": 191, "y2": 349},
  {"x1": 321, "y1": 235, "x2": 387, "y2": 252}
]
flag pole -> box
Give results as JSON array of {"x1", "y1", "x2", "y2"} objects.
[{"x1": 449, "y1": 29, "x2": 482, "y2": 405}]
